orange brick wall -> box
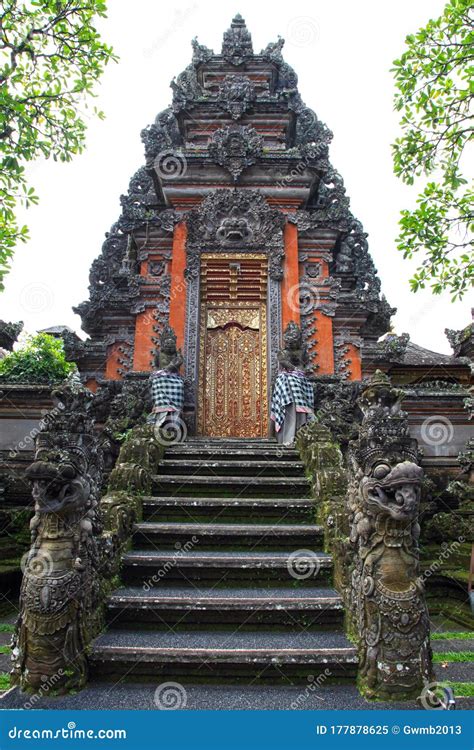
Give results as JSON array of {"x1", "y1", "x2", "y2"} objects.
[
  {"x1": 168, "y1": 221, "x2": 188, "y2": 352},
  {"x1": 281, "y1": 222, "x2": 300, "y2": 329}
]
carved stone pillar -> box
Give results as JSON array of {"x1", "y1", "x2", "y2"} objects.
[
  {"x1": 347, "y1": 370, "x2": 433, "y2": 699},
  {"x1": 11, "y1": 375, "x2": 161, "y2": 693},
  {"x1": 11, "y1": 376, "x2": 103, "y2": 691}
]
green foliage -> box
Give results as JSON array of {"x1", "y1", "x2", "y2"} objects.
[
  {"x1": 392, "y1": 0, "x2": 474, "y2": 299},
  {"x1": 0, "y1": 332, "x2": 75, "y2": 383},
  {"x1": 0, "y1": 0, "x2": 117, "y2": 290},
  {"x1": 433, "y1": 651, "x2": 474, "y2": 662},
  {"x1": 445, "y1": 681, "x2": 474, "y2": 697},
  {"x1": 0, "y1": 673, "x2": 10, "y2": 690},
  {"x1": 431, "y1": 630, "x2": 474, "y2": 640},
  {"x1": 0, "y1": 624, "x2": 14, "y2": 633}
]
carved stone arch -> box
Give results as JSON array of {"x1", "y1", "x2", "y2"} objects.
[{"x1": 183, "y1": 189, "x2": 285, "y2": 426}]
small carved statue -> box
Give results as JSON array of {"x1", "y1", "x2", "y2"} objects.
[
  {"x1": 271, "y1": 322, "x2": 314, "y2": 445},
  {"x1": 0, "y1": 320, "x2": 23, "y2": 357},
  {"x1": 149, "y1": 325, "x2": 185, "y2": 437},
  {"x1": 335, "y1": 235, "x2": 355, "y2": 273}
]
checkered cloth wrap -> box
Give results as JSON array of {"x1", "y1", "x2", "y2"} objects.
[
  {"x1": 270, "y1": 369, "x2": 314, "y2": 432},
  {"x1": 150, "y1": 370, "x2": 184, "y2": 414}
]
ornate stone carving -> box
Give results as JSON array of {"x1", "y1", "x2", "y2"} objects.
[
  {"x1": 191, "y1": 37, "x2": 214, "y2": 65},
  {"x1": 148, "y1": 260, "x2": 165, "y2": 277},
  {"x1": 11, "y1": 375, "x2": 103, "y2": 691},
  {"x1": 171, "y1": 64, "x2": 202, "y2": 113},
  {"x1": 278, "y1": 322, "x2": 310, "y2": 373},
  {"x1": 218, "y1": 75, "x2": 256, "y2": 120},
  {"x1": 371, "y1": 333, "x2": 411, "y2": 363},
  {"x1": 0, "y1": 320, "x2": 23, "y2": 353},
  {"x1": 208, "y1": 125, "x2": 263, "y2": 181},
  {"x1": 260, "y1": 36, "x2": 285, "y2": 65},
  {"x1": 268, "y1": 247, "x2": 285, "y2": 282},
  {"x1": 153, "y1": 324, "x2": 183, "y2": 373},
  {"x1": 312, "y1": 375, "x2": 362, "y2": 448},
  {"x1": 295, "y1": 108, "x2": 333, "y2": 159},
  {"x1": 277, "y1": 62, "x2": 299, "y2": 95},
  {"x1": 445, "y1": 317, "x2": 474, "y2": 359},
  {"x1": 335, "y1": 235, "x2": 355, "y2": 273},
  {"x1": 186, "y1": 189, "x2": 285, "y2": 257},
  {"x1": 458, "y1": 436, "x2": 474, "y2": 477},
  {"x1": 333, "y1": 328, "x2": 362, "y2": 380},
  {"x1": 294, "y1": 171, "x2": 351, "y2": 234},
  {"x1": 316, "y1": 169, "x2": 351, "y2": 222},
  {"x1": 221, "y1": 14, "x2": 253, "y2": 66},
  {"x1": 140, "y1": 108, "x2": 182, "y2": 165},
  {"x1": 158, "y1": 209, "x2": 180, "y2": 233},
  {"x1": 346, "y1": 371, "x2": 432, "y2": 699},
  {"x1": 268, "y1": 277, "x2": 282, "y2": 383}
]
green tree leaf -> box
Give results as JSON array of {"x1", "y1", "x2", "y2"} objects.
[
  {"x1": 0, "y1": 333, "x2": 76, "y2": 383},
  {"x1": 0, "y1": 0, "x2": 118, "y2": 290},
  {"x1": 392, "y1": 0, "x2": 474, "y2": 299}
]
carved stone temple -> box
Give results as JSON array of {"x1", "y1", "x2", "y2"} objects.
[
  {"x1": 66, "y1": 17, "x2": 400, "y2": 438},
  {"x1": 1, "y1": 16, "x2": 472, "y2": 707}
]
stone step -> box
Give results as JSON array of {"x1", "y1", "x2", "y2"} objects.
[
  {"x1": 133, "y1": 521, "x2": 323, "y2": 550},
  {"x1": 106, "y1": 585, "x2": 344, "y2": 627},
  {"x1": 159, "y1": 459, "x2": 305, "y2": 476},
  {"x1": 89, "y1": 629, "x2": 358, "y2": 681},
  {"x1": 122, "y1": 549, "x2": 332, "y2": 585},
  {"x1": 152, "y1": 474, "x2": 310, "y2": 498},
  {"x1": 142, "y1": 496, "x2": 314, "y2": 523},
  {"x1": 179, "y1": 439, "x2": 278, "y2": 445},
  {"x1": 165, "y1": 446, "x2": 299, "y2": 461}
]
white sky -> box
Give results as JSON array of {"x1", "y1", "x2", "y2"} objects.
[{"x1": 1, "y1": 0, "x2": 470, "y2": 354}]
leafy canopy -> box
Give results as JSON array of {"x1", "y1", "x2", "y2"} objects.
[
  {"x1": 0, "y1": 332, "x2": 75, "y2": 383},
  {"x1": 0, "y1": 0, "x2": 117, "y2": 290},
  {"x1": 392, "y1": 0, "x2": 473, "y2": 299}
]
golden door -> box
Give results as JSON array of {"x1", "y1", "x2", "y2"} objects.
[{"x1": 197, "y1": 254, "x2": 268, "y2": 438}]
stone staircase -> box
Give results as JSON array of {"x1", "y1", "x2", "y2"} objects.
[{"x1": 90, "y1": 438, "x2": 357, "y2": 683}]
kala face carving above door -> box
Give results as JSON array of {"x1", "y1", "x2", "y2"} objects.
[{"x1": 197, "y1": 253, "x2": 268, "y2": 437}]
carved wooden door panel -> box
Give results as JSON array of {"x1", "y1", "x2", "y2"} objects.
[{"x1": 198, "y1": 254, "x2": 268, "y2": 437}]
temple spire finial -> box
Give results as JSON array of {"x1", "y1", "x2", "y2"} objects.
[{"x1": 222, "y1": 13, "x2": 253, "y2": 65}]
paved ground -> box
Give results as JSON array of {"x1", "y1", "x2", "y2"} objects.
[{"x1": 0, "y1": 683, "x2": 425, "y2": 710}]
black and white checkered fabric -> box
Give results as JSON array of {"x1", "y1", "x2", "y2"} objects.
[
  {"x1": 150, "y1": 370, "x2": 184, "y2": 414},
  {"x1": 270, "y1": 370, "x2": 314, "y2": 432}
]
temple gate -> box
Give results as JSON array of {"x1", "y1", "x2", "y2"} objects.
[{"x1": 67, "y1": 14, "x2": 393, "y2": 438}]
